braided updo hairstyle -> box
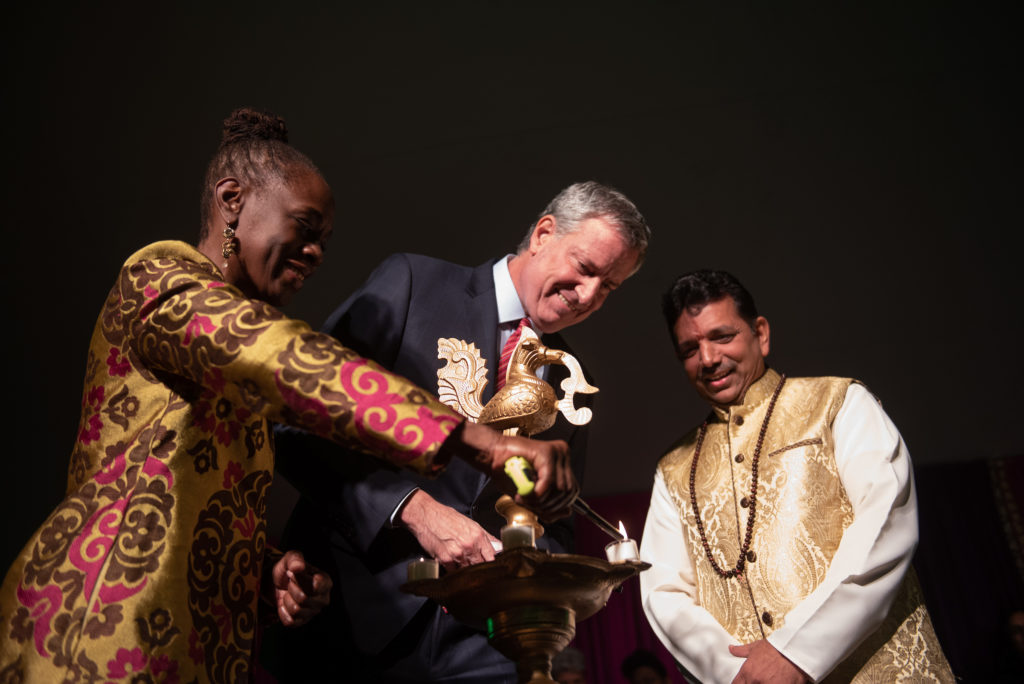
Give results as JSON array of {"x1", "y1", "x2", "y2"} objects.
[{"x1": 199, "y1": 107, "x2": 321, "y2": 239}]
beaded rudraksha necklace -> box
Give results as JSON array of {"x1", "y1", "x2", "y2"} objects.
[{"x1": 688, "y1": 373, "x2": 787, "y2": 579}]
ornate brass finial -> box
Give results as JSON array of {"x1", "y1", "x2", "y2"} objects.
[
  {"x1": 437, "y1": 325, "x2": 598, "y2": 437},
  {"x1": 438, "y1": 325, "x2": 598, "y2": 542},
  {"x1": 436, "y1": 337, "x2": 489, "y2": 422}
]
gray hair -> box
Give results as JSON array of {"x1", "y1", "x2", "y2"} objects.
[{"x1": 516, "y1": 181, "x2": 651, "y2": 272}]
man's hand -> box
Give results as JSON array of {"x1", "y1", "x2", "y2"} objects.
[
  {"x1": 454, "y1": 422, "x2": 577, "y2": 521},
  {"x1": 271, "y1": 550, "x2": 333, "y2": 627},
  {"x1": 399, "y1": 490, "x2": 499, "y2": 571},
  {"x1": 729, "y1": 640, "x2": 810, "y2": 684}
]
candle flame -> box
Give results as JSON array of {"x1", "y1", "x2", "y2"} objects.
[{"x1": 618, "y1": 521, "x2": 628, "y2": 539}]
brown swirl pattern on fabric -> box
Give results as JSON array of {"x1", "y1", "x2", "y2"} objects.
[
  {"x1": 188, "y1": 469, "x2": 270, "y2": 684},
  {"x1": 0, "y1": 241, "x2": 460, "y2": 683}
]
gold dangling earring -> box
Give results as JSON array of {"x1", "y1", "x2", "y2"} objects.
[{"x1": 221, "y1": 225, "x2": 237, "y2": 268}]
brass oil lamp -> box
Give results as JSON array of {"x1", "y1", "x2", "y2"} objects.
[{"x1": 402, "y1": 326, "x2": 648, "y2": 684}]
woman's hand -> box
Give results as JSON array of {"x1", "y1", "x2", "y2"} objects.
[
  {"x1": 448, "y1": 422, "x2": 578, "y2": 521},
  {"x1": 271, "y1": 550, "x2": 333, "y2": 627}
]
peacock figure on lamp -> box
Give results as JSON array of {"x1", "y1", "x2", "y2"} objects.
[{"x1": 437, "y1": 325, "x2": 597, "y2": 439}]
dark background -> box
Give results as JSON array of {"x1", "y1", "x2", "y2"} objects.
[{"x1": 2, "y1": 0, "x2": 1020, "y2": 661}]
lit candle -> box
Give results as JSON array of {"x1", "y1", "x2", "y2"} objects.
[
  {"x1": 500, "y1": 523, "x2": 535, "y2": 550},
  {"x1": 407, "y1": 557, "x2": 439, "y2": 581},
  {"x1": 605, "y1": 521, "x2": 639, "y2": 563}
]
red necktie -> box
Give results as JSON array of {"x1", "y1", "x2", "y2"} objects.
[{"x1": 496, "y1": 317, "x2": 529, "y2": 390}]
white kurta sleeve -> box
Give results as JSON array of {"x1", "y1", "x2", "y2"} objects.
[
  {"x1": 765, "y1": 383, "x2": 919, "y2": 682},
  {"x1": 640, "y1": 469, "x2": 745, "y2": 683}
]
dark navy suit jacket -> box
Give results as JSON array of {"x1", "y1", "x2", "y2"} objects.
[{"x1": 274, "y1": 254, "x2": 590, "y2": 676}]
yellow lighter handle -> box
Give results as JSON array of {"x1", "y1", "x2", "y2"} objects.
[{"x1": 504, "y1": 456, "x2": 536, "y2": 496}]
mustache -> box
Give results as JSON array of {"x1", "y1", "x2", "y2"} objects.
[{"x1": 699, "y1": 362, "x2": 735, "y2": 381}]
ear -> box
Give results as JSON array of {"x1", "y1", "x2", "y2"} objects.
[
  {"x1": 214, "y1": 177, "x2": 244, "y2": 227},
  {"x1": 528, "y1": 215, "x2": 558, "y2": 254},
  {"x1": 754, "y1": 316, "x2": 771, "y2": 357}
]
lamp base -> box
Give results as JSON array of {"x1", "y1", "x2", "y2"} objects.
[{"x1": 487, "y1": 605, "x2": 575, "y2": 684}]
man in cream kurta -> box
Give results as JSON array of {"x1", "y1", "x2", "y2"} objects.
[{"x1": 640, "y1": 270, "x2": 953, "y2": 683}]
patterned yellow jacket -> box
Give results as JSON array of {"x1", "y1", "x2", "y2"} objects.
[{"x1": 0, "y1": 241, "x2": 461, "y2": 683}]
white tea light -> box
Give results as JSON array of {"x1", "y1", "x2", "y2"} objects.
[
  {"x1": 500, "y1": 523, "x2": 535, "y2": 550},
  {"x1": 605, "y1": 538, "x2": 639, "y2": 562},
  {"x1": 407, "y1": 557, "x2": 439, "y2": 581},
  {"x1": 605, "y1": 521, "x2": 639, "y2": 562}
]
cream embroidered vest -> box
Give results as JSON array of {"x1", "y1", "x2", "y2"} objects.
[{"x1": 660, "y1": 369, "x2": 953, "y2": 682}]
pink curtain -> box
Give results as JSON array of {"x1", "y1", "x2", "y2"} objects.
[{"x1": 913, "y1": 455, "x2": 1024, "y2": 681}]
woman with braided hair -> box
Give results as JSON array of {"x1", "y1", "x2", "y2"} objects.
[{"x1": 0, "y1": 108, "x2": 576, "y2": 683}]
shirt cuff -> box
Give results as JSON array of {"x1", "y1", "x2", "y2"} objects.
[{"x1": 388, "y1": 487, "x2": 421, "y2": 528}]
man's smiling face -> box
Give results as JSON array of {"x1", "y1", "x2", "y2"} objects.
[
  {"x1": 673, "y1": 296, "x2": 770, "y2": 407},
  {"x1": 511, "y1": 215, "x2": 638, "y2": 334}
]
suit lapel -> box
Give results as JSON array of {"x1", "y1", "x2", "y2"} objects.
[
  {"x1": 464, "y1": 259, "x2": 500, "y2": 404},
  {"x1": 451, "y1": 260, "x2": 500, "y2": 502}
]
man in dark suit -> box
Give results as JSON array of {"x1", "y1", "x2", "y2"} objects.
[{"x1": 268, "y1": 181, "x2": 650, "y2": 682}]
